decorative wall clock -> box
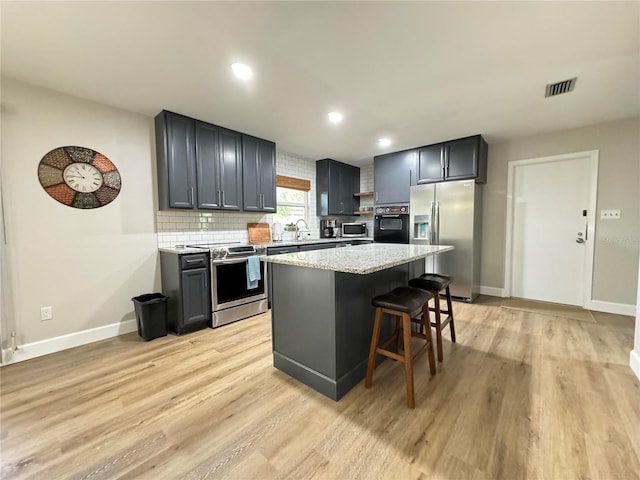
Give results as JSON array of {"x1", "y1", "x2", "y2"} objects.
[{"x1": 38, "y1": 146, "x2": 122, "y2": 209}]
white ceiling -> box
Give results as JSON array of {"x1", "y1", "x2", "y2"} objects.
[{"x1": 2, "y1": 1, "x2": 639, "y2": 166}]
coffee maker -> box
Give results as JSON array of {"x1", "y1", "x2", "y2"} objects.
[{"x1": 320, "y1": 219, "x2": 337, "y2": 238}]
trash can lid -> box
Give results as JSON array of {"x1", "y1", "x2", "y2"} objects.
[{"x1": 132, "y1": 293, "x2": 167, "y2": 304}]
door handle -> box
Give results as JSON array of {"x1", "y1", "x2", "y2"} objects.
[{"x1": 576, "y1": 238, "x2": 585, "y2": 244}]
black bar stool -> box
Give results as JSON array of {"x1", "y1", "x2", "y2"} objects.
[
  {"x1": 409, "y1": 274, "x2": 456, "y2": 362},
  {"x1": 365, "y1": 286, "x2": 436, "y2": 408}
]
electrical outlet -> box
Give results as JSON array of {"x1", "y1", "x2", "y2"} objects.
[
  {"x1": 600, "y1": 209, "x2": 621, "y2": 220},
  {"x1": 40, "y1": 306, "x2": 53, "y2": 321}
]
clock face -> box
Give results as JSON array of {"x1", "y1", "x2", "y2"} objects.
[
  {"x1": 63, "y1": 163, "x2": 104, "y2": 193},
  {"x1": 38, "y1": 146, "x2": 122, "y2": 209}
]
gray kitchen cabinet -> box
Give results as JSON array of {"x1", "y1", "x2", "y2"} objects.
[
  {"x1": 156, "y1": 110, "x2": 276, "y2": 212},
  {"x1": 195, "y1": 122, "x2": 242, "y2": 210},
  {"x1": 242, "y1": 135, "x2": 277, "y2": 213},
  {"x1": 316, "y1": 159, "x2": 360, "y2": 216},
  {"x1": 156, "y1": 111, "x2": 196, "y2": 209},
  {"x1": 160, "y1": 251, "x2": 211, "y2": 335},
  {"x1": 417, "y1": 135, "x2": 488, "y2": 184},
  {"x1": 373, "y1": 149, "x2": 417, "y2": 205}
]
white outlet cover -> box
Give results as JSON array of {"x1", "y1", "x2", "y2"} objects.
[{"x1": 600, "y1": 209, "x2": 621, "y2": 219}]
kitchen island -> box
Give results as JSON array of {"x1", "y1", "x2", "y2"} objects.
[{"x1": 263, "y1": 243, "x2": 454, "y2": 400}]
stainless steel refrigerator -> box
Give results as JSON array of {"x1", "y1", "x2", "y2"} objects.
[{"x1": 409, "y1": 180, "x2": 482, "y2": 302}]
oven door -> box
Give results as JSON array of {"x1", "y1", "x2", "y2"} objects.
[
  {"x1": 211, "y1": 257, "x2": 267, "y2": 311},
  {"x1": 374, "y1": 214, "x2": 410, "y2": 243}
]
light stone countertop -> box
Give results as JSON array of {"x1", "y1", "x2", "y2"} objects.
[
  {"x1": 158, "y1": 237, "x2": 374, "y2": 254},
  {"x1": 262, "y1": 243, "x2": 454, "y2": 275},
  {"x1": 158, "y1": 246, "x2": 210, "y2": 254}
]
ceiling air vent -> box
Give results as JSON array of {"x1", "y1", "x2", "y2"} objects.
[{"x1": 545, "y1": 77, "x2": 577, "y2": 98}]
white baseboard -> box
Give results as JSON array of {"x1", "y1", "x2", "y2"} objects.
[
  {"x1": 586, "y1": 300, "x2": 636, "y2": 317},
  {"x1": 631, "y1": 350, "x2": 640, "y2": 382},
  {"x1": 2, "y1": 319, "x2": 138, "y2": 366},
  {"x1": 479, "y1": 286, "x2": 505, "y2": 297}
]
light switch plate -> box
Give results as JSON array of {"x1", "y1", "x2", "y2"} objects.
[{"x1": 600, "y1": 209, "x2": 621, "y2": 219}]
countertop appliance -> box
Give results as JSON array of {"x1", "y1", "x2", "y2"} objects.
[
  {"x1": 320, "y1": 219, "x2": 338, "y2": 238},
  {"x1": 373, "y1": 205, "x2": 410, "y2": 243},
  {"x1": 341, "y1": 222, "x2": 367, "y2": 238},
  {"x1": 186, "y1": 242, "x2": 268, "y2": 327},
  {"x1": 409, "y1": 180, "x2": 482, "y2": 302}
]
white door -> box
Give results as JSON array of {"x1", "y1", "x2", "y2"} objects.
[{"x1": 507, "y1": 151, "x2": 598, "y2": 306}]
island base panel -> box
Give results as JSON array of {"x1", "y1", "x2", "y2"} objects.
[
  {"x1": 273, "y1": 352, "x2": 369, "y2": 401},
  {"x1": 270, "y1": 260, "x2": 425, "y2": 400}
]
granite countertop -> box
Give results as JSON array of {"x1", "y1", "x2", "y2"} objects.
[
  {"x1": 262, "y1": 243, "x2": 454, "y2": 275},
  {"x1": 159, "y1": 237, "x2": 374, "y2": 254},
  {"x1": 159, "y1": 246, "x2": 211, "y2": 254}
]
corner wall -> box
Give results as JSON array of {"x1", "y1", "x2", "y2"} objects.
[
  {"x1": 1, "y1": 77, "x2": 159, "y2": 348},
  {"x1": 481, "y1": 117, "x2": 640, "y2": 308}
]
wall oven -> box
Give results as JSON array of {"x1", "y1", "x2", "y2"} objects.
[
  {"x1": 191, "y1": 244, "x2": 268, "y2": 327},
  {"x1": 373, "y1": 205, "x2": 410, "y2": 244}
]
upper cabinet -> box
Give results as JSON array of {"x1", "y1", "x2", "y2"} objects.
[
  {"x1": 156, "y1": 111, "x2": 197, "y2": 209},
  {"x1": 373, "y1": 149, "x2": 417, "y2": 205},
  {"x1": 316, "y1": 159, "x2": 360, "y2": 216},
  {"x1": 155, "y1": 110, "x2": 276, "y2": 212},
  {"x1": 417, "y1": 135, "x2": 488, "y2": 184},
  {"x1": 195, "y1": 122, "x2": 242, "y2": 210},
  {"x1": 242, "y1": 135, "x2": 276, "y2": 213}
]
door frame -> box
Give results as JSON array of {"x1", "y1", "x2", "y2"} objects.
[{"x1": 504, "y1": 150, "x2": 599, "y2": 306}]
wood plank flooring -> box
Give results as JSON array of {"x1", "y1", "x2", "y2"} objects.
[{"x1": 1, "y1": 297, "x2": 639, "y2": 479}]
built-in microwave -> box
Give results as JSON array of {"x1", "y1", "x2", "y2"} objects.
[{"x1": 341, "y1": 222, "x2": 367, "y2": 238}]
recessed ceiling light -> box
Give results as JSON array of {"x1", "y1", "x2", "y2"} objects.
[
  {"x1": 328, "y1": 112, "x2": 344, "y2": 124},
  {"x1": 231, "y1": 63, "x2": 253, "y2": 80},
  {"x1": 378, "y1": 138, "x2": 391, "y2": 147}
]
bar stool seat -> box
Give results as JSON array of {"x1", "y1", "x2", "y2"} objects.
[
  {"x1": 365, "y1": 286, "x2": 436, "y2": 408},
  {"x1": 409, "y1": 273, "x2": 456, "y2": 362}
]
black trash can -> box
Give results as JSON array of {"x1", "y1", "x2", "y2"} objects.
[{"x1": 132, "y1": 293, "x2": 168, "y2": 341}]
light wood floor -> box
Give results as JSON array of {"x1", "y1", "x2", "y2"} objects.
[{"x1": 1, "y1": 297, "x2": 639, "y2": 479}]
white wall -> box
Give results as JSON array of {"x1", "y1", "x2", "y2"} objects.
[
  {"x1": 481, "y1": 117, "x2": 640, "y2": 307},
  {"x1": 2, "y1": 77, "x2": 159, "y2": 346}
]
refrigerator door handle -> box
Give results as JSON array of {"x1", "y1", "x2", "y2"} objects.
[
  {"x1": 434, "y1": 201, "x2": 440, "y2": 244},
  {"x1": 429, "y1": 201, "x2": 435, "y2": 244}
]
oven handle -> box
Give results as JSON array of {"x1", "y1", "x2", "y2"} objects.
[
  {"x1": 380, "y1": 214, "x2": 401, "y2": 218},
  {"x1": 213, "y1": 258, "x2": 252, "y2": 265}
]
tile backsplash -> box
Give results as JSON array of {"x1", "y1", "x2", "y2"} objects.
[{"x1": 156, "y1": 151, "x2": 374, "y2": 247}]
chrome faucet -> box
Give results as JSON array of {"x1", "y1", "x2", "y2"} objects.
[{"x1": 295, "y1": 219, "x2": 309, "y2": 240}]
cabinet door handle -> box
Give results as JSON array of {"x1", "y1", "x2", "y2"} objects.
[
  {"x1": 221, "y1": 190, "x2": 225, "y2": 207},
  {"x1": 375, "y1": 191, "x2": 378, "y2": 202},
  {"x1": 190, "y1": 188, "x2": 195, "y2": 206},
  {"x1": 218, "y1": 190, "x2": 222, "y2": 206}
]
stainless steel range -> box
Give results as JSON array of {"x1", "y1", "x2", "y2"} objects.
[{"x1": 186, "y1": 243, "x2": 268, "y2": 327}]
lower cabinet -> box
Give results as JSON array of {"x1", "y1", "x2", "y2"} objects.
[{"x1": 160, "y1": 251, "x2": 212, "y2": 334}]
